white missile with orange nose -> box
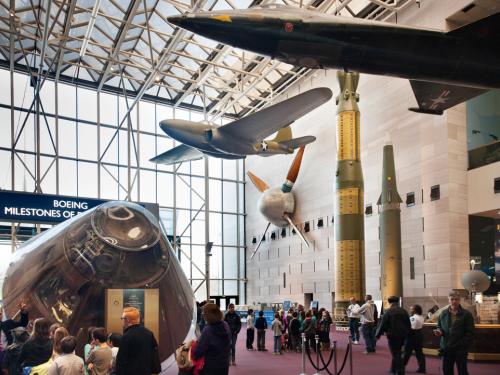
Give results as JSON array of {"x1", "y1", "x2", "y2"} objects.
[{"x1": 248, "y1": 146, "x2": 309, "y2": 259}]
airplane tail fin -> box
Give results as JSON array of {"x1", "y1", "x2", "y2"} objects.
[
  {"x1": 447, "y1": 11, "x2": 500, "y2": 38},
  {"x1": 271, "y1": 126, "x2": 292, "y2": 142},
  {"x1": 278, "y1": 135, "x2": 316, "y2": 150}
]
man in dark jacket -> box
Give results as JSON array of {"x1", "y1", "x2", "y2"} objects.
[
  {"x1": 223, "y1": 304, "x2": 241, "y2": 366},
  {"x1": 116, "y1": 307, "x2": 161, "y2": 375},
  {"x1": 435, "y1": 290, "x2": 474, "y2": 375},
  {"x1": 254, "y1": 311, "x2": 268, "y2": 351},
  {"x1": 376, "y1": 296, "x2": 410, "y2": 375}
]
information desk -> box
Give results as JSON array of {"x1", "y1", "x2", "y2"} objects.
[{"x1": 422, "y1": 323, "x2": 500, "y2": 361}]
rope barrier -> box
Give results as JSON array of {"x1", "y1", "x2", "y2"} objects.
[{"x1": 304, "y1": 338, "x2": 351, "y2": 375}]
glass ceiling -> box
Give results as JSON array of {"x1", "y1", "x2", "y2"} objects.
[{"x1": 0, "y1": 0, "x2": 415, "y2": 119}]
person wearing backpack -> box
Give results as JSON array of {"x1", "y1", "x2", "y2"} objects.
[{"x1": 376, "y1": 296, "x2": 411, "y2": 375}]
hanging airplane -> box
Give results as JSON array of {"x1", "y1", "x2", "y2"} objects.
[
  {"x1": 168, "y1": 7, "x2": 500, "y2": 115},
  {"x1": 247, "y1": 145, "x2": 309, "y2": 259},
  {"x1": 150, "y1": 87, "x2": 332, "y2": 165}
]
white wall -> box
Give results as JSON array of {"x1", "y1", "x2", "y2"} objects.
[
  {"x1": 468, "y1": 161, "x2": 500, "y2": 215},
  {"x1": 245, "y1": 0, "x2": 474, "y2": 311}
]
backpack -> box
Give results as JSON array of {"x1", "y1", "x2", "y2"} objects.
[{"x1": 175, "y1": 341, "x2": 194, "y2": 369}]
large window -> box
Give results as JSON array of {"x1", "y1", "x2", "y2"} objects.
[{"x1": 0, "y1": 68, "x2": 246, "y2": 302}]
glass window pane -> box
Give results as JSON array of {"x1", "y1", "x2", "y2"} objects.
[
  {"x1": 156, "y1": 172, "x2": 173, "y2": 207},
  {"x1": 14, "y1": 111, "x2": 35, "y2": 152},
  {"x1": 222, "y1": 159, "x2": 236, "y2": 180},
  {"x1": 0, "y1": 108, "x2": 11, "y2": 148},
  {"x1": 40, "y1": 156, "x2": 57, "y2": 194},
  {"x1": 78, "y1": 162, "x2": 98, "y2": 198},
  {"x1": 100, "y1": 127, "x2": 118, "y2": 164},
  {"x1": 139, "y1": 101, "x2": 156, "y2": 134},
  {"x1": 191, "y1": 245, "x2": 205, "y2": 279},
  {"x1": 78, "y1": 87, "x2": 97, "y2": 122},
  {"x1": 177, "y1": 209, "x2": 191, "y2": 238},
  {"x1": 58, "y1": 83, "x2": 76, "y2": 118},
  {"x1": 223, "y1": 247, "x2": 238, "y2": 278},
  {"x1": 192, "y1": 219, "x2": 206, "y2": 245},
  {"x1": 40, "y1": 116, "x2": 56, "y2": 156},
  {"x1": 14, "y1": 72, "x2": 34, "y2": 109},
  {"x1": 208, "y1": 179, "x2": 221, "y2": 212},
  {"x1": 191, "y1": 176, "x2": 205, "y2": 209},
  {"x1": 209, "y1": 213, "x2": 222, "y2": 245},
  {"x1": 140, "y1": 133, "x2": 156, "y2": 167},
  {"x1": 78, "y1": 124, "x2": 97, "y2": 161},
  {"x1": 176, "y1": 176, "x2": 191, "y2": 209},
  {"x1": 210, "y1": 246, "x2": 222, "y2": 279},
  {"x1": 238, "y1": 183, "x2": 245, "y2": 214},
  {"x1": 140, "y1": 170, "x2": 156, "y2": 203},
  {"x1": 100, "y1": 165, "x2": 119, "y2": 199},
  {"x1": 222, "y1": 181, "x2": 237, "y2": 213},
  {"x1": 59, "y1": 159, "x2": 77, "y2": 196},
  {"x1": 40, "y1": 80, "x2": 55, "y2": 115},
  {"x1": 14, "y1": 153, "x2": 35, "y2": 191},
  {"x1": 223, "y1": 214, "x2": 237, "y2": 246},
  {"x1": 100, "y1": 93, "x2": 117, "y2": 126},
  {"x1": 191, "y1": 159, "x2": 204, "y2": 176},
  {"x1": 59, "y1": 120, "x2": 76, "y2": 158},
  {"x1": 156, "y1": 104, "x2": 173, "y2": 126},
  {"x1": 224, "y1": 280, "x2": 238, "y2": 296},
  {"x1": 209, "y1": 157, "x2": 221, "y2": 178},
  {"x1": 0, "y1": 150, "x2": 11, "y2": 189},
  {"x1": 155, "y1": 136, "x2": 173, "y2": 172},
  {"x1": 0, "y1": 68, "x2": 10, "y2": 104}
]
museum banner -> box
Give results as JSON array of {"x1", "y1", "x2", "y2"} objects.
[{"x1": 0, "y1": 190, "x2": 159, "y2": 224}]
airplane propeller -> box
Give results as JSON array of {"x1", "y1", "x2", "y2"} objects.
[{"x1": 248, "y1": 146, "x2": 309, "y2": 260}]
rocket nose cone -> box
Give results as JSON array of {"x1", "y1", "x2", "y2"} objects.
[{"x1": 91, "y1": 201, "x2": 161, "y2": 251}]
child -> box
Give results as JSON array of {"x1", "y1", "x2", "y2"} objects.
[
  {"x1": 48, "y1": 336, "x2": 84, "y2": 374},
  {"x1": 107, "y1": 333, "x2": 122, "y2": 375},
  {"x1": 246, "y1": 309, "x2": 255, "y2": 351},
  {"x1": 254, "y1": 311, "x2": 268, "y2": 351},
  {"x1": 272, "y1": 313, "x2": 283, "y2": 355},
  {"x1": 86, "y1": 327, "x2": 112, "y2": 375}
]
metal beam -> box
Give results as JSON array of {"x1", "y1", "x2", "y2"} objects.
[{"x1": 97, "y1": 0, "x2": 143, "y2": 92}]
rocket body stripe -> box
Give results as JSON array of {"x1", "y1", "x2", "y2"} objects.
[{"x1": 334, "y1": 72, "x2": 365, "y2": 321}]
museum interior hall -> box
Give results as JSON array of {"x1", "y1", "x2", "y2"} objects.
[{"x1": 0, "y1": 0, "x2": 499, "y2": 374}]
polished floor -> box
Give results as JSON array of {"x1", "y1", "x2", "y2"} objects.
[{"x1": 166, "y1": 326, "x2": 498, "y2": 374}]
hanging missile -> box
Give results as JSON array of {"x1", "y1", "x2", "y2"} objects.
[
  {"x1": 377, "y1": 144, "x2": 403, "y2": 309},
  {"x1": 334, "y1": 71, "x2": 365, "y2": 322}
]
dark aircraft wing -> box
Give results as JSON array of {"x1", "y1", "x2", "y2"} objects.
[
  {"x1": 218, "y1": 87, "x2": 332, "y2": 143},
  {"x1": 149, "y1": 144, "x2": 204, "y2": 165},
  {"x1": 278, "y1": 136, "x2": 316, "y2": 149},
  {"x1": 409, "y1": 80, "x2": 487, "y2": 115}
]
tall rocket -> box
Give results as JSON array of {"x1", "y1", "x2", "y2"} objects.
[
  {"x1": 334, "y1": 71, "x2": 365, "y2": 320},
  {"x1": 377, "y1": 144, "x2": 403, "y2": 308}
]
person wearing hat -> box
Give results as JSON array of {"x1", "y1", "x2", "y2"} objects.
[
  {"x1": 434, "y1": 290, "x2": 474, "y2": 375},
  {"x1": 2, "y1": 327, "x2": 29, "y2": 375},
  {"x1": 115, "y1": 307, "x2": 161, "y2": 375}
]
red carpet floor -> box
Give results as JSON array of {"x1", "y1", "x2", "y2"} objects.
[{"x1": 165, "y1": 327, "x2": 498, "y2": 375}]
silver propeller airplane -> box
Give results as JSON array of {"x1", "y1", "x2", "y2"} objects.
[{"x1": 150, "y1": 87, "x2": 332, "y2": 165}]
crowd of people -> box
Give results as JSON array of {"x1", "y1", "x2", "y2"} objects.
[
  {"x1": 0, "y1": 305, "x2": 160, "y2": 375},
  {"x1": 193, "y1": 290, "x2": 474, "y2": 375}
]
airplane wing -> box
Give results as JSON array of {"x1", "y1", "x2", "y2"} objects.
[
  {"x1": 218, "y1": 87, "x2": 332, "y2": 143},
  {"x1": 277, "y1": 136, "x2": 316, "y2": 150},
  {"x1": 149, "y1": 144, "x2": 204, "y2": 165},
  {"x1": 409, "y1": 80, "x2": 487, "y2": 115}
]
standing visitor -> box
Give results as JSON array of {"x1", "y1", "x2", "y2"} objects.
[
  {"x1": 403, "y1": 304, "x2": 426, "y2": 373},
  {"x1": 271, "y1": 314, "x2": 283, "y2": 355},
  {"x1": 246, "y1": 309, "x2": 255, "y2": 351},
  {"x1": 355, "y1": 294, "x2": 377, "y2": 354},
  {"x1": 434, "y1": 290, "x2": 474, "y2": 375},
  {"x1": 0, "y1": 301, "x2": 29, "y2": 346},
  {"x1": 18, "y1": 318, "x2": 53, "y2": 369},
  {"x1": 254, "y1": 311, "x2": 268, "y2": 351},
  {"x1": 193, "y1": 303, "x2": 231, "y2": 375},
  {"x1": 52, "y1": 327, "x2": 69, "y2": 359},
  {"x1": 1, "y1": 327, "x2": 29, "y2": 375},
  {"x1": 302, "y1": 311, "x2": 316, "y2": 352},
  {"x1": 318, "y1": 310, "x2": 332, "y2": 351},
  {"x1": 223, "y1": 304, "x2": 241, "y2": 366},
  {"x1": 115, "y1": 307, "x2": 161, "y2": 375},
  {"x1": 289, "y1": 312, "x2": 301, "y2": 352},
  {"x1": 376, "y1": 296, "x2": 410, "y2": 375},
  {"x1": 107, "y1": 333, "x2": 121, "y2": 375},
  {"x1": 346, "y1": 297, "x2": 360, "y2": 344}
]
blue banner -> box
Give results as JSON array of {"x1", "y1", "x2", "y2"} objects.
[{"x1": 0, "y1": 191, "x2": 159, "y2": 224}]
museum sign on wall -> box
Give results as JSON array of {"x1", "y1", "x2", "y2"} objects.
[{"x1": 0, "y1": 190, "x2": 159, "y2": 224}]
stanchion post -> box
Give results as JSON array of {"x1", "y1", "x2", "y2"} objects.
[
  {"x1": 313, "y1": 334, "x2": 320, "y2": 375},
  {"x1": 299, "y1": 332, "x2": 307, "y2": 375},
  {"x1": 333, "y1": 340, "x2": 338, "y2": 375},
  {"x1": 348, "y1": 336, "x2": 353, "y2": 375}
]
